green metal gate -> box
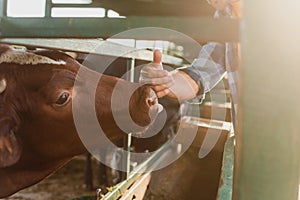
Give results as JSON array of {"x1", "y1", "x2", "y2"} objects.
[{"x1": 0, "y1": 1, "x2": 243, "y2": 200}]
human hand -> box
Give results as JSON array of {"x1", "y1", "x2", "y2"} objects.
[{"x1": 139, "y1": 50, "x2": 175, "y2": 98}]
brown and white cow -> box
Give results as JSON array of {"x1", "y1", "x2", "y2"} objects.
[{"x1": 0, "y1": 44, "x2": 159, "y2": 198}]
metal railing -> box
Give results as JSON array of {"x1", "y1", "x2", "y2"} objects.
[
  {"x1": 0, "y1": 0, "x2": 239, "y2": 42},
  {"x1": 0, "y1": 1, "x2": 241, "y2": 200}
]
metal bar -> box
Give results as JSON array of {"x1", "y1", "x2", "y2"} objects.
[
  {"x1": 121, "y1": 57, "x2": 135, "y2": 181},
  {"x1": 233, "y1": 0, "x2": 300, "y2": 199},
  {"x1": 0, "y1": 38, "x2": 183, "y2": 65},
  {"x1": 127, "y1": 57, "x2": 135, "y2": 82},
  {"x1": 51, "y1": 3, "x2": 100, "y2": 8},
  {"x1": 121, "y1": 132, "x2": 132, "y2": 181},
  {"x1": 217, "y1": 135, "x2": 234, "y2": 200},
  {"x1": 0, "y1": 0, "x2": 6, "y2": 45},
  {"x1": 0, "y1": 0, "x2": 7, "y2": 17},
  {"x1": 51, "y1": 0, "x2": 92, "y2": 4},
  {"x1": 45, "y1": 0, "x2": 52, "y2": 17},
  {"x1": 100, "y1": 141, "x2": 173, "y2": 200},
  {"x1": 0, "y1": 17, "x2": 240, "y2": 42},
  {"x1": 118, "y1": 172, "x2": 151, "y2": 200}
]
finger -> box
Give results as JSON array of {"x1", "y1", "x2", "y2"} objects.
[
  {"x1": 140, "y1": 77, "x2": 172, "y2": 85},
  {"x1": 145, "y1": 76, "x2": 174, "y2": 85},
  {"x1": 140, "y1": 68, "x2": 169, "y2": 78},
  {"x1": 152, "y1": 81, "x2": 175, "y2": 92},
  {"x1": 153, "y1": 49, "x2": 162, "y2": 64},
  {"x1": 156, "y1": 89, "x2": 171, "y2": 98}
]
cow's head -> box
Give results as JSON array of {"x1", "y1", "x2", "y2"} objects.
[{"x1": 0, "y1": 44, "x2": 159, "y2": 197}]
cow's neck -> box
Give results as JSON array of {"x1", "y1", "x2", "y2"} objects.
[{"x1": 0, "y1": 155, "x2": 72, "y2": 198}]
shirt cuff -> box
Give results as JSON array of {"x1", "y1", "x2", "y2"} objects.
[{"x1": 179, "y1": 68, "x2": 205, "y2": 104}]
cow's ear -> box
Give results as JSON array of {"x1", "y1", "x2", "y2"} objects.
[{"x1": 0, "y1": 119, "x2": 22, "y2": 168}]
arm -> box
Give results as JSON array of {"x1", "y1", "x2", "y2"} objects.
[
  {"x1": 140, "y1": 43, "x2": 226, "y2": 102},
  {"x1": 139, "y1": 50, "x2": 199, "y2": 101},
  {"x1": 180, "y1": 42, "x2": 227, "y2": 102}
]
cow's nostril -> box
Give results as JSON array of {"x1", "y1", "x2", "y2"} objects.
[
  {"x1": 146, "y1": 96, "x2": 157, "y2": 107},
  {"x1": 146, "y1": 89, "x2": 158, "y2": 107},
  {"x1": 147, "y1": 99, "x2": 152, "y2": 106}
]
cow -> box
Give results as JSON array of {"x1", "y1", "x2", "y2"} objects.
[{"x1": 0, "y1": 44, "x2": 159, "y2": 198}]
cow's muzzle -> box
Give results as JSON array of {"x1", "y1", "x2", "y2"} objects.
[{"x1": 147, "y1": 89, "x2": 163, "y2": 118}]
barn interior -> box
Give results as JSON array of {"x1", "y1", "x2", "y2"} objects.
[{"x1": 1, "y1": 0, "x2": 300, "y2": 200}]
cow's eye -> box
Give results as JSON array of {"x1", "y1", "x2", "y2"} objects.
[{"x1": 55, "y1": 92, "x2": 70, "y2": 106}]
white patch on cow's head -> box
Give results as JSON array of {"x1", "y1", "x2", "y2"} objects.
[{"x1": 0, "y1": 49, "x2": 66, "y2": 65}]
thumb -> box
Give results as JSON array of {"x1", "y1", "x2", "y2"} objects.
[{"x1": 153, "y1": 49, "x2": 162, "y2": 65}]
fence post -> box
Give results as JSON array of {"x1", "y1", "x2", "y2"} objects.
[{"x1": 234, "y1": 0, "x2": 300, "y2": 199}]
